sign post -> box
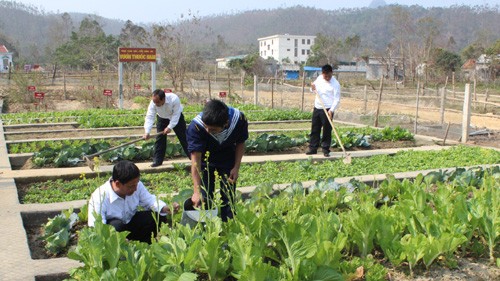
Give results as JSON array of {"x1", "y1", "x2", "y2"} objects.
[
  {"x1": 34, "y1": 92, "x2": 44, "y2": 111},
  {"x1": 118, "y1": 48, "x2": 156, "y2": 109},
  {"x1": 103, "y1": 89, "x2": 113, "y2": 108},
  {"x1": 27, "y1": 86, "x2": 36, "y2": 103}
]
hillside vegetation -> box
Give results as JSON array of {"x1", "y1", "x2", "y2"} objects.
[{"x1": 0, "y1": 1, "x2": 498, "y2": 62}]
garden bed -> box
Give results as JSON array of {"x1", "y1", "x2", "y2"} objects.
[
  {"x1": 15, "y1": 145, "x2": 500, "y2": 204},
  {"x1": 21, "y1": 210, "x2": 83, "y2": 260},
  {"x1": 23, "y1": 166, "x2": 499, "y2": 280}
]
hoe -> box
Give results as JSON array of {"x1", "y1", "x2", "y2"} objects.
[{"x1": 84, "y1": 132, "x2": 162, "y2": 171}]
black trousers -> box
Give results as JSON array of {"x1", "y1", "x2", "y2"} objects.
[
  {"x1": 309, "y1": 107, "x2": 333, "y2": 152},
  {"x1": 107, "y1": 211, "x2": 166, "y2": 244},
  {"x1": 200, "y1": 165, "x2": 236, "y2": 222},
  {"x1": 153, "y1": 113, "x2": 189, "y2": 164}
]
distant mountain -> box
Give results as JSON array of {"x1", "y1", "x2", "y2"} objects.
[
  {"x1": 190, "y1": 4, "x2": 499, "y2": 57},
  {"x1": 369, "y1": 0, "x2": 387, "y2": 8},
  {"x1": 0, "y1": 1, "x2": 498, "y2": 63}
]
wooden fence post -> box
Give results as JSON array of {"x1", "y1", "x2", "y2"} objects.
[
  {"x1": 374, "y1": 76, "x2": 384, "y2": 127},
  {"x1": 301, "y1": 71, "x2": 306, "y2": 111},
  {"x1": 253, "y1": 75, "x2": 258, "y2": 105},
  {"x1": 208, "y1": 73, "x2": 211, "y2": 100},
  {"x1": 461, "y1": 84, "x2": 471, "y2": 143},
  {"x1": 452, "y1": 71, "x2": 456, "y2": 98},
  {"x1": 363, "y1": 85, "x2": 368, "y2": 114},
  {"x1": 271, "y1": 78, "x2": 274, "y2": 109},
  {"x1": 439, "y1": 87, "x2": 446, "y2": 125},
  {"x1": 414, "y1": 80, "x2": 420, "y2": 134},
  {"x1": 483, "y1": 89, "x2": 489, "y2": 111}
]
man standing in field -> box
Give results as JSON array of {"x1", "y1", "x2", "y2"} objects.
[
  {"x1": 187, "y1": 99, "x2": 248, "y2": 221},
  {"x1": 143, "y1": 89, "x2": 189, "y2": 167},
  {"x1": 307, "y1": 64, "x2": 341, "y2": 157}
]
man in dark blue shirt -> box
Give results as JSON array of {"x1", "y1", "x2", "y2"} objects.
[{"x1": 186, "y1": 99, "x2": 248, "y2": 221}]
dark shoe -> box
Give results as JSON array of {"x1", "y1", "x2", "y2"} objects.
[
  {"x1": 305, "y1": 149, "x2": 317, "y2": 155},
  {"x1": 323, "y1": 151, "x2": 330, "y2": 157},
  {"x1": 150, "y1": 163, "x2": 161, "y2": 167}
]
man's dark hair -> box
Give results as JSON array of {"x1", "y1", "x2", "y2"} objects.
[
  {"x1": 112, "y1": 160, "x2": 140, "y2": 184},
  {"x1": 202, "y1": 99, "x2": 229, "y2": 127},
  {"x1": 322, "y1": 64, "x2": 333, "y2": 73},
  {"x1": 152, "y1": 89, "x2": 165, "y2": 100}
]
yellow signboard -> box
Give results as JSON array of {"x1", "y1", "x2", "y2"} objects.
[{"x1": 119, "y1": 48, "x2": 156, "y2": 62}]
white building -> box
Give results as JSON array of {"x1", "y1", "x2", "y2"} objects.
[
  {"x1": 0, "y1": 45, "x2": 13, "y2": 73},
  {"x1": 258, "y1": 34, "x2": 315, "y2": 65}
]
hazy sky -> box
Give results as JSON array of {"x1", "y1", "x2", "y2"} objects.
[{"x1": 8, "y1": 0, "x2": 497, "y2": 24}]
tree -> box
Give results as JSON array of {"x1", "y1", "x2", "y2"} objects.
[
  {"x1": 390, "y1": 6, "x2": 414, "y2": 80},
  {"x1": 485, "y1": 39, "x2": 500, "y2": 80},
  {"x1": 461, "y1": 44, "x2": 484, "y2": 60},
  {"x1": 416, "y1": 16, "x2": 441, "y2": 62},
  {"x1": 227, "y1": 53, "x2": 270, "y2": 77},
  {"x1": 151, "y1": 13, "x2": 204, "y2": 92},
  {"x1": 307, "y1": 33, "x2": 342, "y2": 67},
  {"x1": 344, "y1": 35, "x2": 361, "y2": 61},
  {"x1": 54, "y1": 16, "x2": 119, "y2": 70},
  {"x1": 119, "y1": 20, "x2": 149, "y2": 47},
  {"x1": 433, "y1": 48, "x2": 462, "y2": 75}
]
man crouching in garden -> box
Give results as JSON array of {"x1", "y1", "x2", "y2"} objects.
[{"x1": 88, "y1": 160, "x2": 179, "y2": 243}]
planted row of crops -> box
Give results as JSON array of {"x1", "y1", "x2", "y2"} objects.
[
  {"x1": 9, "y1": 126, "x2": 412, "y2": 155},
  {"x1": 20, "y1": 127, "x2": 413, "y2": 168},
  {"x1": 55, "y1": 166, "x2": 499, "y2": 280},
  {"x1": 0, "y1": 104, "x2": 311, "y2": 127},
  {"x1": 29, "y1": 133, "x2": 308, "y2": 168},
  {"x1": 20, "y1": 145, "x2": 500, "y2": 204}
]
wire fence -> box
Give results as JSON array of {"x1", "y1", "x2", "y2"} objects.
[{"x1": 1, "y1": 71, "x2": 499, "y2": 133}]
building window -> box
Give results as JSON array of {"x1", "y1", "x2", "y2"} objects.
[
  {"x1": 307, "y1": 50, "x2": 311, "y2": 55},
  {"x1": 272, "y1": 40, "x2": 273, "y2": 45},
  {"x1": 271, "y1": 50, "x2": 273, "y2": 55},
  {"x1": 307, "y1": 39, "x2": 310, "y2": 44},
  {"x1": 302, "y1": 39, "x2": 305, "y2": 44},
  {"x1": 302, "y1": 49, "x2": 305, "y2": 55},
  {"x1": 287, "y1": 49, "x2": 290, "y2": 51},
  {"x1": 294, "y1": 48, "x2": 298, "y2": 57},
  {"x1": 287, "y1": 38, "x2": 290, "y2": 40}
]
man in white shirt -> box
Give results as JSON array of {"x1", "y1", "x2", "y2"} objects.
[
  {"x1": 144, "y1": 89, "x2": 189, "y2": 167},
  {"x1": 88, "y1": 160, "x2": 179, "y2": 243},
  {"x1": 307, "y1": 64, "x2": 341, "y2": 157}
]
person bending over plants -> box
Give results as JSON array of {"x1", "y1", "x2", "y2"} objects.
[
  {"x1": 143, "y1": 89, "x2": 190, "y2": 167},
  {"x1": 87, "y1": 160, "x2": 179, "y2": 243},
  {"x1": 187, "y1": 99, "x2": 249, "y2": 221}
]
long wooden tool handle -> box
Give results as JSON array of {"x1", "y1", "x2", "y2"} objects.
[
  {"x1": 86, "y1": 132, "x2": 163, "y2": 158},
  {"x1": 314, "y1": 90, "x2": 347, "y2": 155}
]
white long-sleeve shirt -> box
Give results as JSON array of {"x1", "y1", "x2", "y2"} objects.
[
  {"x1": 87, "y1": 179, "x2": 167, "y2": 227},
  {"x1": 312, "y1": 75, "x2": 341, "y2": 112},
  {"x1": 144, "y1": 93, "x2": 183, "y2": 134}
]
